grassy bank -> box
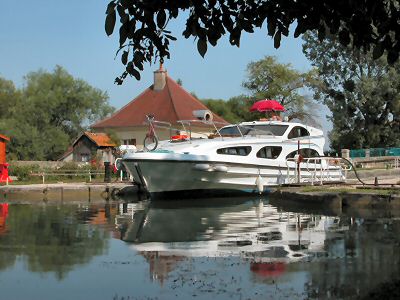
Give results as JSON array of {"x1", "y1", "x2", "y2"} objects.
[{"x1": 299, "y1": 185, "x2": 399, "y2": 196}]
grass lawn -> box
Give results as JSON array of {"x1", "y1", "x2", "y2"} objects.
[{"x1": 300, "y1": 185, "x2": 399, "y2": 196}]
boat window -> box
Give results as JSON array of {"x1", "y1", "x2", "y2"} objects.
[
  {"x1": 256, "y1": 146, "x2": 282, "y2": 159},
  {"x1": 287, "y1": 126, "x2": 310, "y2": 139},
  {"x1": 218, "y1": 126, "x2": 249, "y2": 136},
  {"x1": 286, "y1": 148, "x2": 320, "y2": 159},
  {"x1": 218, "y1": 124, "x2": 289, "y2": 137},
  {"x1": 247, "y1": 125, "x2": 289, "y2": 136},
  {"x1": 217, "y1": 146, "x2": 252, "y2": 156}
]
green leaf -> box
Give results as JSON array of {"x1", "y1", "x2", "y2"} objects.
[
  {"x1": 133, "y1": 58, "x2": 144, "y2": 70},
  {"x1": 274, "y1": 31, "x2": 281, "y2": 48},
  {"x1": 157, "y1": 10, "x2": 167, "y2": 28},
  {"x1": 294, "y1": 23, "x2": 304, "y2": 38},
  {"x1": 267, "y1": 19, "x2": 276, "y2": 36},
  {"x1": 126, "y1": 62, "x2": 141, "y2": 80},
  {"x1": 131, "y1": 69, "x2": 141, "y2": 80},
  {"x1": 105, "y1": 10, "x2": 116, "y2": 36},
  {"x1": 372, "y1": 43, "x2": 384, "y2": 60},
  {"x1": 119, "y1": 23, "x2": 128, "y2": 46},
  {"x1": 317, "y1": 25, "x2": 326, "y2": 41},
  {"x1": 338, "y1": 29, "x2": 350, "y2": 46},
  {"x1": 197, "y1": 38, "x2": 208, "y2": 57},
  {"x1": 165, "y1": 34, "x2": 177, "y2": 41},
  {"x1": 106, "y1": 1, "x2": 116, "y2": 14},
  {"x1": 121, "y1": 51, "x2": 129, "y2": 65},
  {"x1": 117, "y1": 5, "x2": 128, "y2": 23},
  {"x1": 387, "y1": 50, "x2": 399, "y2": 64}
]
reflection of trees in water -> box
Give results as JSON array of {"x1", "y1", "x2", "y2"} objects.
[
  {"x1": 304, "y1": 219, "x2": 400, "y2": 299},
  {"x1": 0, "y1": 204, "x2": 110, "y2": 280},
  {"x1": 0, "y1": 249, "x2": 17, "y2": 271}
]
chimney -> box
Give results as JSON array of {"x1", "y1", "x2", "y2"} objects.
[{"x1": 153, "y1": 62, "x2": 166, "y2": 91}]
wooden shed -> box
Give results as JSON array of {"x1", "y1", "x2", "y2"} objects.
[{"x1": 72, "y1": 132, "x2": 117, "y2": 163}]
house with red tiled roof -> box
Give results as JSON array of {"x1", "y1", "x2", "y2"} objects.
[{"x1": 91, "y1": 66, "x2": 228, "y2": 148}]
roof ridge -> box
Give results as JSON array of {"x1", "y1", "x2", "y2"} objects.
[
  {"x1": 165, "y1": 76, "x2": 180, "y2": 121},
  {"x1": 91, "y1": 85, "x2": 153, "y2": 128},
  {"x1": 167, "y1": 74, "x2": 215, "y2": 116},
  {"x1": 0, "y1": 134, "x2": 10, "y2": 141},
  {"x1": 90, "y1": 72, "x2": 229, "y2": 128}
]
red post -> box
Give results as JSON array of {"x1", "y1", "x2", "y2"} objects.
[{"x1": 0, "y1": 134, "x2": 12, "y2": 183}]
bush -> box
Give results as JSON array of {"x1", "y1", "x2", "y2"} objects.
[{"x1": 9, "y1": 164, "x2": 41, "y2": 181}]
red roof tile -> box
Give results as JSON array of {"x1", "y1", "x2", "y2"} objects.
[
  {"x1": 91, "y1": 75, "x2": 228, "y2": 128},
  {"x1": 0, "y1": 134, "x2": 10, "y2": 141},
  {"x1": 73, "y1": 132, "x2": 116, "y2": 147}
]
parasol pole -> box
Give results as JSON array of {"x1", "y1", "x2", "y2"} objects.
[{"x1": 297, "y1": 140, "x2": 301, "y2": 183}]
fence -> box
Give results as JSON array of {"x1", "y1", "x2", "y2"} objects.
[
  {"x1": 350, "y1": 147, "x2": 400, "y2": 158},
  {"x1": 32, "y1": 169, "x2": 105, "y2": 184}
]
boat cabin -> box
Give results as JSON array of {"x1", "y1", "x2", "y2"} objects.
[{"x1": 217, "y1": 121, "x2": 321, "y2": 140}]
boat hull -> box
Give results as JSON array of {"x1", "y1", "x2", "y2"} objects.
[{"x1": 122, "y1": 157, "x2": 344, "y2": 195}]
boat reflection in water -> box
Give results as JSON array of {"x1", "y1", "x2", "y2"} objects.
[
  {"x1": 115, "y1": 197, "x2": 351, "y2": 284},
  {"x1": 0, "y1": 199, "x2": 399, "y2": 299}
]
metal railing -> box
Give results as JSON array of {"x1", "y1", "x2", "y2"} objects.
[
  {"x1": 31, "y1": 170, "x2": 104, "y2": 184},
  {"x1": 285, "y1": 157, "x2": 348, "y2": 185}
]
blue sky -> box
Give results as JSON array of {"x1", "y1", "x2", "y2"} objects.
[{"x1": 0, "y1": 0, "x2": 313, "y2": 109}]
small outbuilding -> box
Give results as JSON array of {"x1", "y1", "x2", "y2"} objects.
[{"x1": 71, "y1": 132, "x2": 117, "y2": 164}]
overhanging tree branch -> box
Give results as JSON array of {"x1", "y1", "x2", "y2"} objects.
[{"x1": 106, "y1": 0, "x2": 400, "y2": 84}]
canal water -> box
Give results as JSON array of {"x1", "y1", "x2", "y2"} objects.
[{"x1": 0, "y1": 196, "x2": 399, "y2": 300}]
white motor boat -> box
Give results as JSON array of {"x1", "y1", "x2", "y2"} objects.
[{"x1": 119, "y1": 115, "x2": 345, "y2": 197}]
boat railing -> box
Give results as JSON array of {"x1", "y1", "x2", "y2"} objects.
[
  {"x1": 285, "y1": 157, "x2": 349, "y2": 185},
  {"x1": 177, "y1": 119, "x2": 228, "y2": 141},
  {"x1": 144, "y1": 118, "x2": 173, "y2": 140}
]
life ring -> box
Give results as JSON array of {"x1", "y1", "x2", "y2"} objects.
[
  {"x1": 329, "y1": 159, "x2": 340, "y2": 166},
  {"x1": 171, "y1": 134, "x2": 189, "y2": 141}
]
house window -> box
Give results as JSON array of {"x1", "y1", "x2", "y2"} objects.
[
  {"x1": 81, "y1": 154, "x2": 90, "y2": 162},
  {"x1": 217, "y1": 146, "x2": 252, "y2": 156},
  {"x1": 122, "y1": 139, "x2": 136, "y2": 146},
  {"x1": 256, "y1": 146, "x2": 282, "y2": 159},
  {"x1": 287, "y1": 126, "x2": 310, "y2": 139}
]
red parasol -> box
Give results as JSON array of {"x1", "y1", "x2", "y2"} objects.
[
  {"x1": 250, "y1": 262, "x2": 286, "y2": 277},
  {"x1": 249, "y1": 99, "x2": 285, "y2": 112}
]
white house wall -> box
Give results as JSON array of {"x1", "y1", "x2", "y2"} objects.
[{"x1": 92, "y1": 126, "x2": 215, "y2": 150}]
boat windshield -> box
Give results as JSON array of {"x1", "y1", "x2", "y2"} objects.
[{"x1": 219, "y1": 124, "x2": 289, "y2": 137}]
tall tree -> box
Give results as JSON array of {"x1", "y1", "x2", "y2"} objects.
[
  {"x1": 202, "y1": 57, "x2": 317, "y2": 124},
  {"x1": 0, "y1": 66, "x2": 115, "y2": 160},
  {"x1": 105, "y1": 0, "x2": 400, "y2": 84},
  {"x1": 303, "y1": 32, "x2": 400, "y2": 151},
  {"x1": 0, "y1": 205, "x2": 108, "y2": 279},
  {"x1": 242, "y1": 56, "x2": 318, "y2": 122},
  {"x1": 202, "y1": 95, "x2": 254, "y2": 123},
  {"x1": 0, "y1": 77, "x2": 19, "y2": 118}
]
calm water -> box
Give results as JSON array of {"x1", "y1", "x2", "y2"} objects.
[{"x1": 0, "y1": 196, "x2": 399, "y2": 300}]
